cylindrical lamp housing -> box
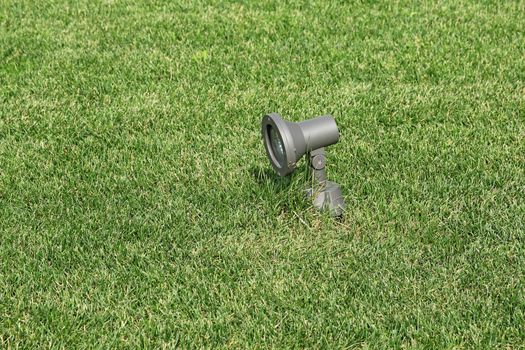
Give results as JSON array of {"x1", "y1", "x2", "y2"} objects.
[
  {"x1": 261, "y1": 113, "x2": 341, "y2": 177},
  {"x1": 298, "y1": 116, "x2": 340, "y2": 151}
]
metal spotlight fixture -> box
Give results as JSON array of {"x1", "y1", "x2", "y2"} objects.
[{"x1": 261, "y1": 112, "x2": 345, "y2": 216}]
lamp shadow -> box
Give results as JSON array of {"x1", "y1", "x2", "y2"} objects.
[
  {"x1": 250, "y1": 164, "x2": 315, "y2": 215},
  {"x1": 250, "y1": 164, "x2": 307, "y2": 189},
  {"x1": 250, "y1": 166, "x2": 288, "y2": 186}
]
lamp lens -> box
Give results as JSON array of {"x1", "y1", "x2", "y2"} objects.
[{"x1": 269, "y1": 126, "x2": 285, "y2": 167}]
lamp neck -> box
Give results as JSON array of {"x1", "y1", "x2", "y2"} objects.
[{"x1": 307, "y1": 147, "x2": 327, "y2": 189}]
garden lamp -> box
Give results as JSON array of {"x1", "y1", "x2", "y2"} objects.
[{"x1": 261, "y1": 113, "x2": 345, "y2": 216}]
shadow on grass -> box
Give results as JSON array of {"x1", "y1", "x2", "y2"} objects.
[
  {"x1": 251, "y1": 166, "x2": 277, "y2": 183},
  {"x1": 250, "y1": 165, "x2": 294, "y2": 188},
  {"x1": 250, "y1": 164, "x2": 311, "y2": 210},
  {"x1": 250, "y1": 164, "x2": 347, "y2": 222},
  {"x1": 249, "y1": 165, "x2": 300, "y2": 214}
]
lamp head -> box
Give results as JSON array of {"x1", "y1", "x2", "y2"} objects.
[{"x1": 261, "y1": 113, "x2": 340, "y2": 176}]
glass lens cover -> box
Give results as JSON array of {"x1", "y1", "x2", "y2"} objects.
[{"x1": 269, "y1": 126, "x2": 285, "y2": 167}]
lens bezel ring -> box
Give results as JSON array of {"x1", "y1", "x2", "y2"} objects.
[{"x1": 261, "y1": 113, "x2": 296, "y2": 176}]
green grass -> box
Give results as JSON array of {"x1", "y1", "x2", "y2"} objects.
[{"x1": 1, "y1": 0, "x2": 525, "y2": 348}]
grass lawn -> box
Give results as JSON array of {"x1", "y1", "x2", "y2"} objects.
[{"x1": 1, "y1": 0, "x2": 525, "y2": 348}]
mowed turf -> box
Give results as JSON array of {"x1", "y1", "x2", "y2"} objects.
[{"x1": 1, "y1": 0, "x2": 524, "y2": 348}]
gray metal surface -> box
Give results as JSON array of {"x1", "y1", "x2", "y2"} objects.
[
  {"x1": 298, "y1": 116, "x2": 340, "y2": 151},
  {"x1": 261, "y1": 113, "x2": 340, "y2": 176},
  {"x1": 306, "y1": 181, "x2": 345, "y2": 217},
  {"x1": 305, "y1": 148, "x2": 345, "y2": 217},
  {"x1": 261, "y1": 112, "x2": 345, "y2": 217}
]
